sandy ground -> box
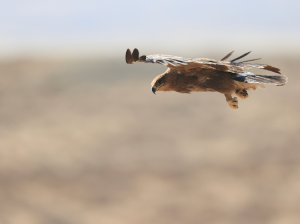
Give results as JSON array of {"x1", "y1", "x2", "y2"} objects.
[{"x1": 0, "y1": 54, "x2": 299, "y2": 224}]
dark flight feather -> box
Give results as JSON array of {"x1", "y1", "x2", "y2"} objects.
[
  {"x1": 139, "y1": 55, "x2": 146, "y2": 61},
  {"x1": 132, "y1": 48, "x2": 139, "y2": 62},
  {"x1": 238, "y1": 58, "x2": 261, "y2": 63},
  {"x1": 230, "y1": 51, "x2": 251, "y2": 62},
  {"x1": 126, "y1": 49, "x2": 133, "y2": 64},
  {"x1": 221, "y1": 51, "x2": 234, "y2": 61}
]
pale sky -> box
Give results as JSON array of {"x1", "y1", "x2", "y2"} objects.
[{"x1": 0, "y1": 0, "x2": 299, "y2": 58}]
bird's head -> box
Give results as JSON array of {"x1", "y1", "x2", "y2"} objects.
[{"x1": 151, "y1": 74, "x2": 166, "y2": 95}]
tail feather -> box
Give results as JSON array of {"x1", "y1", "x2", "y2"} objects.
[
  {"x1": 262, "y1": 65, "x2": 281, "y2": 74},
  {"x1": 233, "y1": 72, "x2": 287, "y2": 86}
]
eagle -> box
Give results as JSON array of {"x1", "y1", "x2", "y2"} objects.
[{"x1": 125, "y1": 48, "x2": 287, "y2": 109}]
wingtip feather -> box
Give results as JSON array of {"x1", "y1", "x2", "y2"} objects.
[
  {"x1": 139, "y1": 55, "x2": 146, "y2": 61},
  {"x1": 126, "y1": 48, "x2": 133, "y2": 64},
  {"x1": 132, "y1": 48, "x2": 139, "y2": 62}
]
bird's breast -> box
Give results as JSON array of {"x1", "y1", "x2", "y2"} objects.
[{"x1": 163, "y1": 72, "x2": 211, "y2": 93}]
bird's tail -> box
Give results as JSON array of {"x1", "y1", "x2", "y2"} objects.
[{"x1": 233, "y1": 72, "x2": 287, "y2": 86}]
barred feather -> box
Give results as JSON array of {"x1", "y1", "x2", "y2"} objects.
[{"x1": 233, "y1": 72, "x2": 287, "y2": 86}]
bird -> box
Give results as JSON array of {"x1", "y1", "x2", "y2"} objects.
[{"x1": 125, "y1": 48, "x2": 287, "y2": 109}]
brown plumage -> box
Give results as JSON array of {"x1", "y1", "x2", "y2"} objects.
[{"x1": 125, "y1": 48, "x2": 287, "y2": 109}]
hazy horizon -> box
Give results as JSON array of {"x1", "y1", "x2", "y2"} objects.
[{"x1": 1, "y1": 0, "x2": 300, "y2": 58}]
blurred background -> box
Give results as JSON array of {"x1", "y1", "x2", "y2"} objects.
[{"x1": 0, "y1": 1, "x2": 299, "y2": 224}]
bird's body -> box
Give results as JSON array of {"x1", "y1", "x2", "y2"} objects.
[
  {"x1": 154, "y1": 68, "x2": 238, "y2": 93},
  {"x1": 126, "y1": 49, "x2": 287, "y2": 109}
]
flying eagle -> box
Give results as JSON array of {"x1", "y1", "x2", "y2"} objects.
[{"x1": 125, "y1": 48, "x2": 287, "y2": 109}]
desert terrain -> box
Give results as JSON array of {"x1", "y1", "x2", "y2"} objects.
[{"x1": 0, "y1": 54, "x2": 299, "y2": 224}]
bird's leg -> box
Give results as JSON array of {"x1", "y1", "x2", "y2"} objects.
[
  {"x1": 225, "y1": 94, "x2": 238, "y2": 109},
  {"x1": 236, "y1": 89, "x2": 249, "y2": 99}
]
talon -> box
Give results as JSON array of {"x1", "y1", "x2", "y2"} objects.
[
  {"x1": 236, "y1": 89, "x2": 249, "y2": 99},
  {"x1": 225, "y1": 95, "x2": 239, "y2": 109}
]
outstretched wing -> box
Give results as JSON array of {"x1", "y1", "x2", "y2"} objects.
[
  {"x1": 126, "y1": 48, "x2": 231, "y2": 72},
  {"x1": 126, "y1": 48, "x2": 281, "y2": 75},
  {"x1": 126, "y1": 48, "x2": 192, "y2": 67}
]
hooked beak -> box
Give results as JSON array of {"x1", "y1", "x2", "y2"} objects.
[{"x1": 151, "y1": 86, "x2": 157, "y2": 95}]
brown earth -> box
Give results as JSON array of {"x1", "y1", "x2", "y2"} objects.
[{"x1": 0, "y1": 55, "x2": 299, "y2": 224}]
